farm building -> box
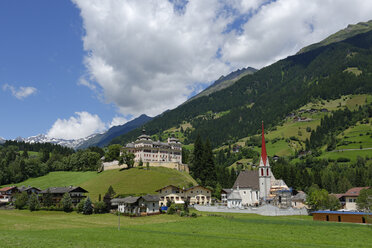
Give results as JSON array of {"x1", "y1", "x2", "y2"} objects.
[
  {"x1": 312, "y1": 211, "x2": 372, "y2": 224},
  {"x1": 112, "y1": 194, "x2": 160, "y2": 215}
]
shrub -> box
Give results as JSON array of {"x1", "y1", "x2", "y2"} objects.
[
  {"x1": 76, "y1": 199, "x2": 85, "y2": 213},
  {"x1": 191, "y1": 212, "x2": 197, "y2": 218},
  {"x1": 14, "y1": 192, "x2": 28, "y2": 210},
  {"x1": 28, "y1": 192, "x2": 40, "y2": 211},
  {"x1": 93, "y1": 201, "x2": 107, "y2": 214},
  {"x1": 167, "y1": 204, "x2": 176, "y2": 215},
  {"x1": 337, "y1": 157, "x2": 350, "y2": 162}
]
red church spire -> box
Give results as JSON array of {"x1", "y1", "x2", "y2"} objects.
[{"x1": 261, "y1": 121, "x2": 267, "y2": 166}]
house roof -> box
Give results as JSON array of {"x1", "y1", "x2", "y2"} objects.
[
  {"x1": 343, "y1": 187, "x2": 370, "y2": 197},
  {"x1": 292, "y1": 191, "x2": 307, "y2": 201},
  {"x1": 111, "y1": 196, "x2": 140, "y2": 204},
  {"x1": 142, "y1": 194, "x2": 160, "y2": 202},
  {"x1": 184, "y1": 185, "x2": 211, "y2": 192},
  {"x1": 0, "y1": 186, "x2": 17, "y2": 192},
  {"x1": 221, "y1": 189, "x2": 232, "y2": 194},
  {"x1": 17, "y1": 186, "x2": 41, "y2": 192},
  {"x1": 227, "y1": 190, "x2": 242, "y2": 200},
  {"x1": 233, "y1": 170, "x2": 259, "y2": 190},
  {"x1": 40, "y1": 186, "x2": 88, "y2": 194},
  {"x1": 155, "y1": 185, "x2": 181, "y2": 192}
]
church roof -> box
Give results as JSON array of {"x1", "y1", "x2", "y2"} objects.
[
  {"x1": 261, "y1": 121, "x2": 268, "y2": 166},
  {"x1": 233, "y1": 170, "x2": 259, "y2": 190}
]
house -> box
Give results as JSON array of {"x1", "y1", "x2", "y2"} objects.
[
  {"x1": 335, "y1": 187, "x2": 370, "y2": 211},
  {"x1": 17, "y1": 186, "x2": 41, "y2": 195},
  {"x1": 291, "y1": 191, "x2": 307, "y2": 209},
  {"x1": 227, "y1": 189, "x2": 242, "y2": 209},
  {"x1": 184, "y1": 185, "x2": 212, "y2": 205},
  {"x1": 157, "y1": 185, "x2": 184, "y2": 206},
  {"x1": 156, "y1": 185, "x2": 212, "y2": 206},
  {"x1": 112, "y1": 194, "x2": 160, "y2": 215},
  {"x1": 0, "y1": 186, "x2": 19, "y2": 203},
  {"x1": 313, "y1": 211, "x2": 372, "y2": 224},
  {"x1": 40, "y1": 186, "x2": 88, "y2": 205},
  {"x1": 221, "y1": 189, "x2": 232, "y2": 204}
]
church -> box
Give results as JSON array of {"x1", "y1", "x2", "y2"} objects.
[{"x1": 225, "y1": 122, "x2": 290, "y2": 208}]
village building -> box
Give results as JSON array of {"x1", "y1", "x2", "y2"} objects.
[
  {"x1": 226, "y1": 122, "x2": 291, "y2": 208},
  {"x1": 227, "y1": 189, "x2": 242, "y2": 208},
  {"x1": 123, "y1": 129, "x2": 182, "y2": 164},
  {"x1": 0, "y1": 186, "x2": 19, "y2": 203},
  {"x1": 313, "y1": 210, "x2": 372, "y2": 224},
  {"x1": 291, "y1": 191, "x2": 307, "y2": 209},
  {"x1": 156, "y1": 185, "x2": 212, "y2": 206},
  {"x1": 40, "y1": 186, "x2": 88, "y2": 205},
  {"x1": 17, "y1": 186, "x2": 41, "y2": 195},
  {"x1": 112, "y1": 195, "x2": 160, "y2": 215},
  {"x1": 221, "y1": 189, "x2": 232, "y2": 204},
  {"x1": 333, "y1": 187, "x2": 370, "y2": 211}
]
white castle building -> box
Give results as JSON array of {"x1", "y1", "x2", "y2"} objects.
[
  {"x1": 123, "y1": 129, "x2": 182, "y2": 164},
  {"x1": 225, "y1": 122, "x2": 289, "y2": 208}
]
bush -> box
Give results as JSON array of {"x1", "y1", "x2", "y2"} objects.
[
  {"x1": 14, "y1": 192, "x2": 28, "y2": 210},
  {"x1": 76, "y1": 199, "x2": 85, "y2": 213},
  {"x1": 167, "y1": 204, "x2": 176, "y2": 215},
  {"x1": 337, "y1": 157, "x2": 351, "y2": 162},
  {"x1": 191, "y1": 212, "x2": 197, "y2": 218},
  {"x1": 28, "y1": 193, "x2": 40, "y2": 211},
  {"x1": 93, "y1": 201, "x2": 107, "y2": 214}
]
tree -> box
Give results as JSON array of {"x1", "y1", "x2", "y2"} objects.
[
  {"x1": 138, "y1": 158, "x2": 143, "y2": 168},
  {"x1": 146, "y1": 162, "x2": 150, "y2": 170},
  {"x1": 106, "y1": 185, "x2": 116, "y2": 197},
  {"x1": 119, "y1": 151, "x2": 135, "y2": 169},
  {"x1": 191, "y1": 133, "x2": 204, "y2": 181},
  {"x1": 83, "y1": 197, "x2": 93, "y2": 215},
  {"x1": 306, "y1": 186, "x2": 340, "y2": 211},
  {"x1": 105, "y1": 144, "x2": 122, "y2": 162},
  {"x1": 14, "y1": 192, "x2": 28, "y2": 209},
  {"x1": 28, "y1": 192, "x2": 40, "y2": 211},
  {"x1": 43, "y1": 188, "x2": 53, "y2": 207},
  {"x1": 77, "y1": 199, "x2": 85, "y2": 213},
  {"x1": 61, "y1": 193, "x2": 73, "y2": 212},
  {"x1": 356, "y1": 188, "x2": 372, "y2": 211}
]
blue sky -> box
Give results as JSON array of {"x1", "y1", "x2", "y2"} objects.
[{"x1": 1, "y1": 0, "x2": 372, "y2": 140}]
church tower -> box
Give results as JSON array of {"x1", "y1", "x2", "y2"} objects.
[{"x1": 259, "y1": 121, "x2": 271, "y2": 201}]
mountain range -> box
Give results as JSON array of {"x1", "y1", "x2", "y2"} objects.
[
  {"x1": 110, "y1": 20, "x2": 372, "y2": 148},
  {"x1": 9, "y1": 114, "x2": 152, "y2": 149}
]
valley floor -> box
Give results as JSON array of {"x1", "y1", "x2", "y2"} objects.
[{"x1": 0, "y1": 210, "x2": 371, "y2": 247}]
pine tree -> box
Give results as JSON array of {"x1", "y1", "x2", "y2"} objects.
[
  {"x1": 191, "y1": 133, "x2": 204, "y2": 182},
  {"x1": 106, "y1": 185, "x2": 116, "y2": 197},
  {"x1": 83, "y1": 197, "x2": 93, "y2": 215},
  {"x1": 202, "y1": 138, "x2": 217, "y2": 187}
]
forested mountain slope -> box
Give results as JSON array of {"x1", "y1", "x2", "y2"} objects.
[{"x1": 111, "y1": 29, "x2": 372, "y2": 148}]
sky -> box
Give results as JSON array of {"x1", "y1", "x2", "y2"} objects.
[{"x1": 1, "y1": 0, "x2": 372, "y2": 140}]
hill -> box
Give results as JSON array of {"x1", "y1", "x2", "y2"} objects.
[
  {"x1": 185, "y1": 66, "x2": 257, "y2": 103},
  {"x1": 4, "y1": 167, "x2": 197, "y2": 201},
  {"x1": 298, "y1": 20, "x2": 372, "y2": 54},
  {"x1": 111, "y1": 22, "x2": 372, "y2": 149},
  {"x1": 77, "y1": 114, "x2": 152, "y2": 149}
]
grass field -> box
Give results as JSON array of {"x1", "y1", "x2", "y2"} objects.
[
  {"x1": 0, "y1": 210, "x2": 371, "y2": 248},
  {"x1": 2, "y1": 167, "x2": 196, "y2": 201}
]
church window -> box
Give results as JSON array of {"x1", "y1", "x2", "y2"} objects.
[{"x1": 261, "y1": 168, "x2": 264, "y2": 176}]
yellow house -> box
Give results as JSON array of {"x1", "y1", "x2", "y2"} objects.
[{"x1": 156, "y1": 185, "x2": 212, "y2": 206}]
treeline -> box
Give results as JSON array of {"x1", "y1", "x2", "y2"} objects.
[
  {"x1": 307, "y1": 103, "x2": 372, "y2": 150},
  {"x1": 0, "y1": 142, "x2": 103, "y2": 186},
  {"x1": 272, "y1": 156, "x2": 372, "y2": 194},
  {"x1": 3, "y1": 140, "x2": 74, "y2": 155}
]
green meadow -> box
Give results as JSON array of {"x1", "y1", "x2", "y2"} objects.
[{"x1": 0, "y1": 210, "x2": 370, "y2": 248}]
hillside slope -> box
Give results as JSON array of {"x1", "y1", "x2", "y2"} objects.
[
  {"x1": 112, "y1": 26, "x2": 372, "y2": 148},
  {"x1": 4, "y1": 167, "x2": 197, "y2": 201},
  {"x1": 298, "y1": 20, "x2": 372, "y2": 54}
]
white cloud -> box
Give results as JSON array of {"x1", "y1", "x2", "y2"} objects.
[
  {"x1": 72, "y1": 0, "x2": 372, "y2": 117},
  {"x1": 2, "y1": 84, "x2": 37, "y2": 99},
  {"x1": 47, "y1": 112, "x2": 106, "y2": 140},
  {"x1": 109, "y1": 115, "x2": 132, "y2": 128}
]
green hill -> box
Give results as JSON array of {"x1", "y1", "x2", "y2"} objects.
[
  {"x1": 298, "y1": 20, "x2": 372, "y2": 54},
  {"x1": 3, "y1": 167, "x2": 197, "y2": 201}
]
